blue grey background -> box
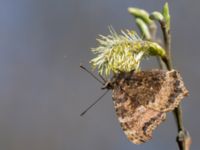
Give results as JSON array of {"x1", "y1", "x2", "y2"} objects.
[{"x1": 0, "y1": 0, "x2": 199, "y2": 150}]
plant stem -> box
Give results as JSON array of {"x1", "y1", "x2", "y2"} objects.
[
  {"x1": 159, "y1": 20, "x2": 191, "y2": 150},
  {"x1": 148, "y1": 23, "x2": 166, "y2": 69}
]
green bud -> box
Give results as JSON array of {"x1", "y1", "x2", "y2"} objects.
[
  {"x1": 147, "y1": 42, "x2": 166, "y2": 57},
  {"x1": 135, "y1": 18, "x2": 151, "y2": 40},
  {"x1": 162, "y1": 2, "x2": 170, "y2": 31},
  {"x1": 150, "y1": 11, "x2": 164, "y2": 22},
  {"x1": 128, "y1": 7, "x2": 153, "y2": 25},
  {"x1": 133, "y1": 41, "x2": 166, "y2": 57}
]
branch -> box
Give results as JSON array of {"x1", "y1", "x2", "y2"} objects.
[
  {"x1": 159, "y1": 19, "x2": 191, "y2": 150},
  {"x1": 149, "y1": 4, "x2": 191, "y2": 149}
]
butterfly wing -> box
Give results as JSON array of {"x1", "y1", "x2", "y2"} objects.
[
  {"x1": 118, "y1": 69, "x2": 188, "y2": 112},
  {"x1": 111, "y1": 69, "x2": 188, "y2": 144},
  {"x1": 112, "y1": 85, "x2": 166, "y2": 144},
  {"x1": 146, "y1": 69, "x2": 188, "y2": 112}
]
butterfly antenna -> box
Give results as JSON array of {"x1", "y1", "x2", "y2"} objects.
[
  {"x1": 80, "y1": 64, "x2": 104, "y2": 85},
  {"x1": 98, "y1": 73, "x2": 106, "y2": 83},
  {"x1": 80, "y1": 90, "x2": 109, "y2": 116}
]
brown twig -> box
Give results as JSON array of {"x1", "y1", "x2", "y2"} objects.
[{"x1": 159, "y1": 20, "x2": 191, "y2": 150}]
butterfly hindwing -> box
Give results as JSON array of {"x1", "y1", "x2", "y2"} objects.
[{"x1": 112, "y1": 85, "x2": 166, "y2": 144}]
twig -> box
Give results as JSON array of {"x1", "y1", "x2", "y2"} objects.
[
  {"x1": 159, "y1": 20, "x2": 191, "y2": 150},
  {"x1": 148, "y1": 23, "x2": 166, "y2": 69},
  {"x1": 175, "y1": 104, "x2": 191, "y2": 150}
]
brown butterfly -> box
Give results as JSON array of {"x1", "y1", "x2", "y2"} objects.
[{"x1": 81, "y1": 67, "x2": 188, "y2": 144}]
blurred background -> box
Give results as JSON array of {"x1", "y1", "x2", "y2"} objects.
[{"x1": 0, "y1": 0, "x2": 199, "y2": 150}]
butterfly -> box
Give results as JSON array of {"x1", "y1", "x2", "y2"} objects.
[
  {"x1": 81, "y1": 67, "x2": 188, "y2": 144},
  {"x1": 104, "y1": 69, "x2": 188, "y2": 144}
]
